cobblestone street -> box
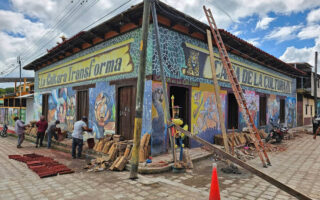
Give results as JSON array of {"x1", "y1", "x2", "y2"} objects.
[{"x1": 0, "y1": 132, "x2": 320, "y2": 199}]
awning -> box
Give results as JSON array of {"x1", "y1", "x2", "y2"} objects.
[{"x1": 15, "y1": 94, "x2": 34, "y2": 99}]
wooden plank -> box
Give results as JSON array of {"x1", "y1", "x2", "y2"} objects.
[{"x1": 173, "y1": 123, "x2": 312, "y2": 200}]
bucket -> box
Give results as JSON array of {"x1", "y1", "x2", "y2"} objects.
[{"x1": 87, "y1": 138, "x2": 95, "y2": 149}]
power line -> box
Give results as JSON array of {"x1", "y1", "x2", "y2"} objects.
[
  {"x1": 27, "y1": 0, "x2": 133, "y2": 67},
  {"x1": 20, "y1": 0, "x2": 85, "y2": 61}
]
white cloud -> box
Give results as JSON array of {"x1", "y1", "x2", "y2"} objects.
[
  {"x1": 280, "y1": 36, "x2": 320, "y2": 65},
  {"x1": 298, "y1": 24, "x2": 320, "y2": 40},
  {"x1": 307, "y1": 7, "x2": 320, "y2": 24},
  {"x1": 256, "y1": 17, "x2": 276, "y2": 30},
  {"x1": 265, "y1": 25, "x2": 303, "y2": 42}
]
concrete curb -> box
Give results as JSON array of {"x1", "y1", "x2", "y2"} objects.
[{"x1": 125, "y1": 151, "x2": 214, "y2": 174}]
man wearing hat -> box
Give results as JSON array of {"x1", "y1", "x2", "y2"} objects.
[
  {"x1": 72, "y1": 116, "x2": 92, "y2": 159},
  {"x1": 46, "y1": 120, "x2": 60, "y2": 149}
]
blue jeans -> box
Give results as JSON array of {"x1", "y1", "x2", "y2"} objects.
[
  {"x1": 47, "y1": 131, "x2": 57, "y2": 148},
  {"x1": 72, "y1": 137, "x2": 83, "y2": 158}
]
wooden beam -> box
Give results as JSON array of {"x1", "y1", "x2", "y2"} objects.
[
  {"x1": 172, "y1": 24, "x2": 189, "y2": 34},
  {"x1": 120, "y1": 23, "x2": 138, "y2": 33},
  {"x1": 104, "y1": 31, "x2": 119, "y2": 40}
]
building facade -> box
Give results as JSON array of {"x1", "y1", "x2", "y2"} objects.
[{"x1": 25, "y1": 2, "x2": 303, "y2": 156}]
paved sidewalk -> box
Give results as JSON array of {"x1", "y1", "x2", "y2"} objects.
[
  {"x1": 0, "y1": 136, "x2": 208, "y2": 200},
  {"x1": 147, "y1": 132, "x2": 319, "y2": 200}
]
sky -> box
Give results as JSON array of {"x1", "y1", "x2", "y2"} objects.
[{"x1": 0, "y1": 0, "x2": 320, "y2": 88}]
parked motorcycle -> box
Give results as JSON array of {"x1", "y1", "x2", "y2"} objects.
[
  {"x1": 0, "y1": 124, "x2": 8, "y2": 137},
  {"x1": 265, "y1": 119, "x2": 288, "y2": 143}
]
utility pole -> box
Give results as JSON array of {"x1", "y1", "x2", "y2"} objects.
[
  {"x1": 315, "y1": 51, "x2": 318, "y2": 117},
  {"x1": 17, "y1": 56, "x2": 22, "y2": 119},
  {"x1": 129, "y1": 0, "x2": 151, "y2": 180}
]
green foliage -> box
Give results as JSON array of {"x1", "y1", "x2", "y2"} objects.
[{"x1": 0, "y1": 87, "x2": 14, "y2": 95}]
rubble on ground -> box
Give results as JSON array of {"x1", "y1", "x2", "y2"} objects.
[{"x1": 85, "y1": 133, "x2": 151, "y2": 172}]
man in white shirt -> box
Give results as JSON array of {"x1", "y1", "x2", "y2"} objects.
[{"x1": 72, "y1": 116, "x2": 92, "y2": 159}]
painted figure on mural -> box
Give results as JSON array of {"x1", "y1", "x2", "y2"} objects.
[
  {"x1": 151, "y1": 87, "x2": 165, "y2": 155},
  {"x1": 94, "y1": 92, "x2": 114, "y2": 138},
  {"x1": 286, "y1": 97, "x2": 296, "y2": 128},
  {"x1": 89, "y1": 83, "x2": 115, "y2": 139},
  {"x1": 66, "y1": 96, "x2": 76, "y2": 132},
  {"x1": 194, "y1": 93, "x2": 218, "y2": 134}
]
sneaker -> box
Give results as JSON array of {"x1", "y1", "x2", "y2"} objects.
[
  {"x1": 17, "y1": 145, "x2": 22, "y2": 148},
  {"x1": 35, "y1": 145, "x2": 38, "y2": 148}
]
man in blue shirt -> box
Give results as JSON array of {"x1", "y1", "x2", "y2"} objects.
[{"x1": 72, "y1": 116, "x2": 92, "y2": 159}]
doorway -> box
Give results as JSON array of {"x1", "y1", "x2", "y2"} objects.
[
  {"x1": 169, "y1": 86, "x2": 190, "y2": 147},
  {"x1": 228, "y1": 93, "x2": 238, "y2": 129},
  {"x1": 117, "y1": 85, "x2": 136, "y2": 140},
  {"x1": 280, "y1": 98, "x2": 285, "y2": 123},
  {"x1": 76, "y1": 90, "x2": 89, "y2": 121}
]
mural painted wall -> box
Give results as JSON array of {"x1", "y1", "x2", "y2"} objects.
[
  {"x1": 267, "y1": 94, "x2": 280, "y2": 122},
  {"x1": 239, "y1": 90, "x2": 259, "y2": 130},
  {"x1": 151, "y1": 81, "x2": 167, "y2": 156},
  {"x1": 286, "y1": 97, "x2": 296, "y2": 128},
  {"x1": 142, "y1": 80, "x2": 152, "y2": 137},
  {"x1": 35, "y1": 27, "x2": 154, "y2": 93},
  {"x1": 152, "y1": 26, "x2": 296, "y2": 97},
  {"x1": 89, "y1": 82, "x2": 115, "y2": 139},
  {"x1": 47, "y1": 87, "x2": 76, "y2": 132},
  {"x1": 0, "y1": 108, "x2": 5, "y2": 124},
  {"x1": 2, "y1": 108, "x2": 26, "y2": 127},
  {"x1": 191, "y1": 83, "x2": 226, "y2": 147},
  {"x1": 33, "y1": 93, "x2": 42, "y2": 121}
]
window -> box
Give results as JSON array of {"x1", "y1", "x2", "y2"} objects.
[
  {"x1": 259, "y1": 96, "x2": 267, "y2": 126},
  {"x1": 306, "y1": 105, "x2": 308, "y2": 115},
  {"x1": 311, "y1": 105, "x2": 313, "y2": 115},
  {"x1": 280, "y1": 99, "x2": 285, "y2": 123}
]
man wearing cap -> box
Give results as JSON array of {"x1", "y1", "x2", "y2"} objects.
[
  {"x1": 14, "y1": 116, "x2": 28, "y2": 148},
  {"x1": 72, "y1": 116, "x2": 92, "y2": 159},
  {"x1": 46, "y1": 120, "x2": 60, "y2": 149}
]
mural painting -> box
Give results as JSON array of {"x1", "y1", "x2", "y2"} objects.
[
  {"x1": 267, "y1": 94, "x2": 280, "y2": 122},
  {"x1": 141, "y1": 80, "x2": 152, "y2": 137},
  {"x1": 0, "y1": 108, "x2": 5, "y2": 124},
  {"x1": 191, "y1": 88, "x2": 226, "y2": 146},
  {"x1": 48, "y1": 87, "x2": 76, "y2": 132},
  {"x1": 33, "y1": 93, "x2": 42, "y2": 121},
  {"x1": 6, "y1": 108, "x2": 26, "y2": 127},
  {"x1": 89, "y1": 82, "x2": 115, "y2": 139},
  {"x1": 286, "y1": 97, "x2": 296, "y2": 128},
  {"x1": 239, "y1": 90, "x2": 259, "y2": 130},
  {"x1": 151, "y1": 82, "x2": 166, "y2": 155}
]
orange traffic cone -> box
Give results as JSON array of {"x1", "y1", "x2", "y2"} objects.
[{"x1": 209, "y1": 163, "x2": 221, "y2": 200}]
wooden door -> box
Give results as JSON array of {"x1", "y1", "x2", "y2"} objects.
[
  {"x1": 76, "y1": 90, "x2": 89, "y2": 121},
  {"x1": 117, "y1": 86, "x2": 136, "y2": 140},
  {"x1": 42, "y1": 94, "x2": 49, "y2": 121}
]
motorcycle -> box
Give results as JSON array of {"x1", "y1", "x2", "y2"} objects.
[
  {"x1": 0, "y1": 124, "x2": 8, "y2": 137},
  {"x1": 265, "y1": 119, "x2": 288, "y2": 143}
]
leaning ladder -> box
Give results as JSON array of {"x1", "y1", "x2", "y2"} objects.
[{"x1": 203, "y1": 6, "x2": 271, "y2": 167}]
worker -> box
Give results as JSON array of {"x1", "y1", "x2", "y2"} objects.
[
  {"x1": 46, "y1": 120, "x2": 60, "y2": 149},
  {"x1": 14, "y1": 116, "x2": 28, "y2": 148},
  {"x1": 72, "y1": 116, "x2": 92, "y2": 159},
  {"x1": 35, "y1": 115, "x2": 48, "y2": 148}
]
